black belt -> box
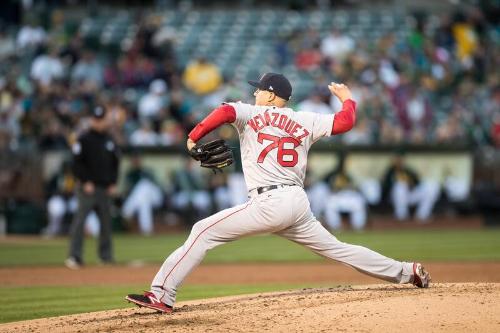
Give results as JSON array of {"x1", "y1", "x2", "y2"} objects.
[{"x1": 257, "y1": 185, "x2": 289, "y2": 195}]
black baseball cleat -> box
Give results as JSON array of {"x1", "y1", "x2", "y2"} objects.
[
  {"x1": 412, "y1": 262, "x2": 431, "y2": 288},
  {"x1": 125, "y1": 291, "x2": 173, "y2": 313}
]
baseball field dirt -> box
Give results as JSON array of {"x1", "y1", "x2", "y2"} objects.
[
  {"x1": 1, "y1": 262, "x2": 500, "y2": 286},
  {"x1": 1, "y1": 283, "x2": 499, "y2": 332}
]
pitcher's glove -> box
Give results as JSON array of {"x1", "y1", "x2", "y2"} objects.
[{"x1": 189, "y1": 139, "x2": 234, "y2": 170}]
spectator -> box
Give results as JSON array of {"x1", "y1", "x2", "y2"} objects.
[
  {"x1": 169, "y1": 88, "x2": 196, "y2": 132},
  {"x1": 435, "y1": 113, "x2": 466, "y2": 143},
  {"x1": 296, "y1": 28, "x2": 321, "y2": 51},
  {"x1": 0, "y1": 30, "x2": 15, "y2": 60},
  {"x1": 295, "y1": 42, "x2": 323, "y2": 72},
  {"x1": 151, "y1": 25, "x2": 176, "y2": 61},
  {"x1": 135, "y1": 55, "x2": 157, "y2": 88},
  {"x1": 158, "y1": 120, "x2": 183, "y2": 146},
  {"x1": 378, "y1": 59, "x2": 400, "y2": 89},
  {"x1": 103, "y1": 61, "x2": 121, "y2": 88},
  {"x1": 155, "y1": 58, "x2": 178, "y2": 88},
  {"x1": 452, "y1": 13, "x2": 479, "y2": 68},
  {"x1": 116, "y1": 54, "x2": 140, "y2": 87},
  {"x1": 182, "y1": 57, "x2": 222, "y2": 95},
  {"x1": 105, "y1": 96, "x2": 129, "y2": 146},
  {"x1": 320, "y1": 28, "x2": 355, "y2": 62},
  {"x1": 71, "y1": 50, "x2": 103, "y2": 88},
  {"x1": 138, "y1": 79, "x2": 168, "y2": 122},
  {"x1": 297, "y1": 87, "x2": 331, "y2": 114},
  {"x1": 30, "y1": 47, "x2": 64, "y2": 87},
  {"x1": 59, "y1": 33, "x2": 84, "y2": 66},
  {"x1": 0, "y1": 83, "x2": 22, "y2": 145},
  {"x1": 121, "y1": 155, "x2": 163, "y2": 235},
  {"x1": 130, "y1": 121, "x2": 158, "y2": 146},
  {"x1": 434, "y1": 15, "x2": 455, "y2": 51},
  {"x1": 382, "y1": 153, "x2": 440, "y2": 222},
  {"x1": 274, "y1": 33, "x2": 293, "y2": 68},
  {"x1": 392, "y1": 84, "x2": 433, "y2": 142},
  {"x1": 16, "y1": 22, "x2": 46, "y2": 50},
  {"x1": 0, "y1": 111, "x2": 19, "y2": 149}
]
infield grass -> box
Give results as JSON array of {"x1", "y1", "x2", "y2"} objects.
[
  {"x1": 0, "y1": 283, "x2": 322, "y2": 324},
  {"x1": 1, "y1": 228, "x2": 500, "y2": 267}
]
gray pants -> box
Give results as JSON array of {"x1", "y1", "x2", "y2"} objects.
[
  {"x1": 68, "y1": 186, "x2": 113, "y2": 262},
  {"x1": 151, "y1": 186, "x2": 414, "y2": 306}
]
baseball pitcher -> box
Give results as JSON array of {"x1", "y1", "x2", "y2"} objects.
[{"x1": 126, "y1": 73, "x2": 431, "y2": 313}]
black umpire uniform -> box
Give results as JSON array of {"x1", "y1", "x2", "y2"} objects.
[{"x1": 66, "y1": 106, "x2": 120, "y2": 267}]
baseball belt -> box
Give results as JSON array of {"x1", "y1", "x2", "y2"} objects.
[{"x1": 256, "y1": 184, "x2": 293, "y2": 195}]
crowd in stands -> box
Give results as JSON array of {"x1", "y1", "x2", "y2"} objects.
[
  {"x1": 286, "y1": 12, "x2": 499, "y2": 147},
  {"x1": 0, "y1": 5, "x2": 498, "y2": 234},
  {"x1": 0, "y1": 6, "x2": 498, "y2": 152}
]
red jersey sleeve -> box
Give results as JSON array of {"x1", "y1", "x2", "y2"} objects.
[
  {"x1": 332, "y1": 99, "x2": 356, "y2": 135},
  {"x1": 188, "y1": 104, "x2": 236, "y2": 142}
]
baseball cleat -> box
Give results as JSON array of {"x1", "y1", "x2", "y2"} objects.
[
  {"x1": 412, "y1": 262, "x2": 431, "y2": 288},
  {"x1": 125, "y1": 291, "x2": 173, "y2": 313}
]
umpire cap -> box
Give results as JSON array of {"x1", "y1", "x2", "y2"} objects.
[{"x1": 248, "y1": 73, "x2": 292, "y2": 101}]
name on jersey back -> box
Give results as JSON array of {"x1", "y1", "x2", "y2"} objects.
[{"x1": 247, "y1": 110, "x2": 310, "y2": 143}]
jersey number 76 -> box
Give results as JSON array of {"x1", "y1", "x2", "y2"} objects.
[{"x1": 257, "y1": 132, "x2": 300, "y2": 167}]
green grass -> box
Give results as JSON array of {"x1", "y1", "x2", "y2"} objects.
[
  {"x1": 0, "y1": 283, "x2": 321, "y2": 324},
  {"x1": 1, "y1": 229, "x2": 500, "y2": 266}
]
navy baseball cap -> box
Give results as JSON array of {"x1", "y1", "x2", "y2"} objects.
[
  {"x1": 248, "y1": 73, "x2": 292, "y2": 101},
  {"x1": 91, "y1": 105, "x2": 106, "y2": 119}
]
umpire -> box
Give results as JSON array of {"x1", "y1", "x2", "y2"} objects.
[{"x1": 65, "y1": 106, "x2": 120, "y2": 269}]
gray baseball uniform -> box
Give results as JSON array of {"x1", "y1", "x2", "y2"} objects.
[{"x1": 151, "y1": 102, "x2": 414, "y2": 306}]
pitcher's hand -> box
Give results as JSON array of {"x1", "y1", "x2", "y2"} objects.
[
  {"x1": 328, "y1": 82, "x2": 352, "y2": 103},
  {"x1": 187, "y1": 138, "x2": 196, "y2": 151}
]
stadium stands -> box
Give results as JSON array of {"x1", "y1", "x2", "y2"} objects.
[{"x1": 0, "y1": 3, "x2": 499, "y2": 233}]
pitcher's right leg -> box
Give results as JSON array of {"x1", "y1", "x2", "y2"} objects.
[{"x1": 150, "y1": 196, "x2": 270, "y2": 306}]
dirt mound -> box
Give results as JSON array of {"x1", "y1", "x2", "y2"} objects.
[{"x1": 2, "y1": 283, "x2": 499, "y2": 333}]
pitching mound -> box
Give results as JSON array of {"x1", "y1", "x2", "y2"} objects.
[{"x1": 2, "y1": 283, "x2": 500, "y2": 332}]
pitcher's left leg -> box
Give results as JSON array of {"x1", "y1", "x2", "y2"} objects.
[
  {"x1": 278, "y1": 217, "x2": 414, "y2": 283},
  {"x1": 278, "y1": 220, "x2": 413, "y2": 283},
  {"x1": 277, "y1": 189, "x2": 414, "y2": 283}
]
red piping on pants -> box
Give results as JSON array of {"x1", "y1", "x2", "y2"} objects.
[{"x1": 160, "y1": 201, "x2": 252, "y2": 300}]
